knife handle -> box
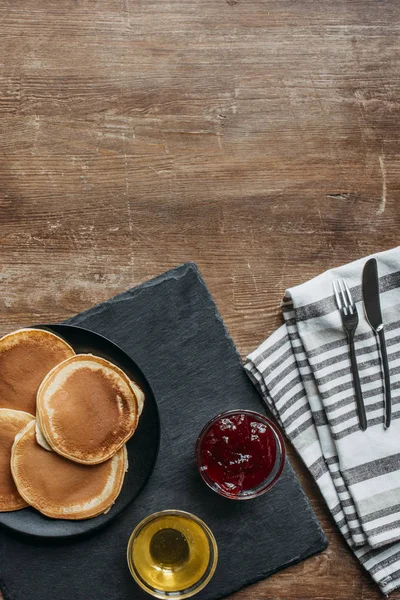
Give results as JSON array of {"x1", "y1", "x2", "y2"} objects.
[
  {"x1": 378, "y1": 328, "x2": 391, "y2": 428},
  {"x1": 348, "y1": 334, "x2": 368, "y2": 431}
]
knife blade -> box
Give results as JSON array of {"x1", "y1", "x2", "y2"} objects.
[{"x1": 362, "y1": 258, "x2": 391, "y2": 428}]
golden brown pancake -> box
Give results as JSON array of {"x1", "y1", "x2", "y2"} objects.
[
  {"x1": 0, "y1": 409, "x2": 34, "y2": 511},
  {"x1": 130, "y1": 379, "x2": 145, "y2": 417},
  {"x1": 36, "y1": 354, "x2": 141, "y2": 464},
  {"x1": 11, "y1": 420, "x2": 128, "y2": 520},
  {"x1": 0, "y1": 328, "x2": 75, "y2": 415}
]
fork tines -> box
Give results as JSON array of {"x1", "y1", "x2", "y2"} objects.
[{"x1": 333, "y1": 279, "x2": 355, "y2": 315}]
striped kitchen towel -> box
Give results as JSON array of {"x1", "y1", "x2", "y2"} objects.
[{"x1": 245, "y1": 246, "x2": 400, "y2": 594}]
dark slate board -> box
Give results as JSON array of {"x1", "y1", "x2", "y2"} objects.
[{"x1": 0, "y1": 263, "x2": 327, "y2": 600}]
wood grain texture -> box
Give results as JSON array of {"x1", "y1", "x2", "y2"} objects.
[{"x1": 1, "y1": 0, "x2": 400, "y2": 597}]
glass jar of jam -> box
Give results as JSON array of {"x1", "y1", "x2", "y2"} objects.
[{"x1": 196, "y1": 410, "x2": 286, "y2": 500}]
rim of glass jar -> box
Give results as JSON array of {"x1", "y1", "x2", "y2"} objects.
[
  {"x1": 127, "y1": 509, "x2": 218, "y2": 600},
  {"x1": 195, "y1": 409, "x2": 286, "y2": 500}
]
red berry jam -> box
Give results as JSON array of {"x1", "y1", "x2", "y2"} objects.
[{"x1": 197, "y1": 411, "x2": 284, "y2": 498}]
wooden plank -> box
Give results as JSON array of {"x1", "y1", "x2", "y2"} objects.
[{"x1": 1, "y1": 0, "x2": 400, "y2": 597}]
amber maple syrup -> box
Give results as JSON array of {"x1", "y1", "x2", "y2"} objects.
[{"x1": 128, "y1": 511, "x2": 217, "y2": 598}]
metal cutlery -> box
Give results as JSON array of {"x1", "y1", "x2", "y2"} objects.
[
  {"x1": 333, "y1": 279, "x2": 367, "y2": 431},
  {"x1": 362, "y1": 258, "x2": 391, "y2": 429}
]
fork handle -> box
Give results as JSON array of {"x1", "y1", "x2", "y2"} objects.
[
  {"x1": 348, "y1": 334, "x2": 368, "y2": 431},
  {"x1": 377, "y1": 328, "x2": 391, "y2": 429}
]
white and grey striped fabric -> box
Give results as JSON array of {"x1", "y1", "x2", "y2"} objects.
[{"x1": 245, "y1": 247, "x2": 400, "y2": 594}]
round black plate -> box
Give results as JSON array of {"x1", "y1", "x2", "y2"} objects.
[{"x1": 0, "y1": 324, "x2": 160, "y2": 539}]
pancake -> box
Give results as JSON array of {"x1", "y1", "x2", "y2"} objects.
[
  {"x1": 35, "y1": 419, "x2": 52, "y2": 451},
  {"x1": 11, "y1": 420, "x2": 128, "y2": 520},
  {"x1": 0, "y1": 328, "x2": 75, "y2": 415},
  {"x1": 36, "y1": 375, "x2": 144, "y2": 452},
  {"x1": 130, "y1": 379, "x2": 145, "y2": 417},
  {"x1": 0, "y1": 409, "x2": 34, "y2": 512},
  {"x1": 36, "y1": 354, "x2": 141, "y2": 464},
  {"x1": 35, "y1": 376, "x2": 144, "y2": 452}
]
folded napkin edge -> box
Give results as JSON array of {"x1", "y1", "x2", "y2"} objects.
[{"x1": 284, "y1": 245, "x2": 400, "y2": 306}]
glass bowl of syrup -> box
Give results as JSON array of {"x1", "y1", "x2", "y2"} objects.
[
  {"x1": 196, "y1": 409, "x2": 286, "y2": 500},
  {"x1": 127, "y1": 510, "x2": 218, "y2": 599}
]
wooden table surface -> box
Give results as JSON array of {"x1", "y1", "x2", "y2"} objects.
[{"x1": 1, "y1": 0, "x2": 400, "y2": 598}]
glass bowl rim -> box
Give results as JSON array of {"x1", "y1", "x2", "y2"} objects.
[
  {"x1": 127, "y1": 509, "x2": 218, "y2": 599},
  {"x1": 195, "y1": 409, "x2": 286, "y2": 500}
]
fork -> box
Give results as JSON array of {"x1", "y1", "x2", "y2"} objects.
[{"x1": 333, "y1": 279, "x2": 367, "y2": 431}]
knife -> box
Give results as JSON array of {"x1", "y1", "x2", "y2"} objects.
[{"x1": 362, "y1": 258, "x2": 391, "y2": 428}]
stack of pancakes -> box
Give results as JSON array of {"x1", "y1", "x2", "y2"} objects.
[{"x1": 0, "y1": 328, "x2": 144, "y2": 520}]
